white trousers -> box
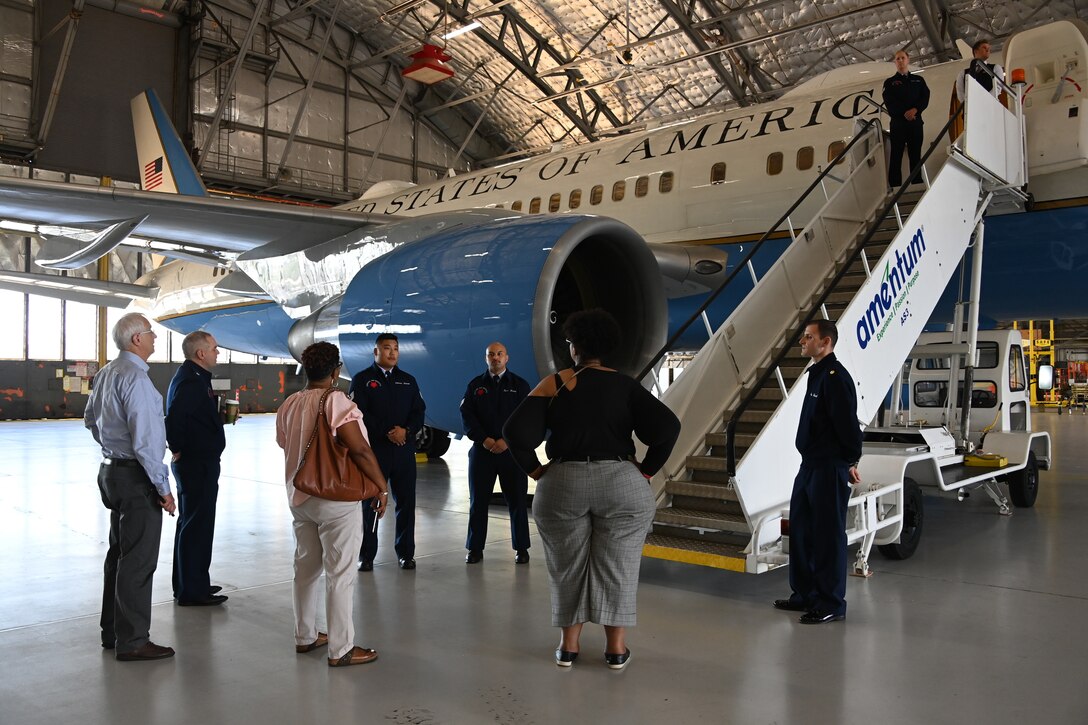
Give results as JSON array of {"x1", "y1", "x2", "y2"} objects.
[{"x1": 290, "y1": 496, "x2": 363, "y2": 659}]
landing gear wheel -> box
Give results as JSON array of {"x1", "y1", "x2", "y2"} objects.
[
  {"x1": 878, "y1": 478, "x2": 924, "y2": 560},
  {"x1": 1007, "y1": 451, "x2": 1039, "y2": 508},
  {"x1": 415, "y1": 426, "x2": 451, "y2": 459}
]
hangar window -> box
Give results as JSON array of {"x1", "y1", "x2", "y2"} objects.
[
  {"x1": 828, "y1": 140, "x2": 846, "y2": 164},
  {"x1": 612, "y1": 181, "x2": 626, "y2": 202},
  {"x1": 766, "y1": 152, "x2": 783, "y2": 176},
  {"x1": 590, "y1": 185, "x2": 604, "y2": 205},
  {"x1": 549, "y1": 193, "x2": 561, "y2": 212},
  {"x1": 0, "y1": 291, "x2": 25, "y2": 359},
  {"x1": 569, "y1": 189, "x2": 582, "y2": 209},
  {"x1": 64, "y1": 301, "x2": 99, "y2": 360},
  {"x1": 27, "y1": 296, "x2": 62, "y2": 360},
  {"x1": 511, "y1": 200, "x2": 523, "y2": 211},
  {"x1": 711, "y1": 163, "x2": 727, "y2": 184},
  {"x1": 635, "y1": 176, "x2": 649, "y2": 197},
  {"x1": 530, "y1": 197, "x2": 541, "y2": 214},
  {"x1": 659, "y1": 171, "x2": 674, "y2": 193},
  {"x1": 797, "y1": 146, "x2": 814, "y2": 171}
]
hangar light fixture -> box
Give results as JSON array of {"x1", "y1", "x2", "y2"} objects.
[
  {"x1": 442, "y1": 21, "x2": 481, "y2": 39},
  {"x1": 402, "y1": 44, "x2": 455, "y2": 84}
]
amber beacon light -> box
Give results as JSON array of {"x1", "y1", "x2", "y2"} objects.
[{"x1": 402, "y1": 44, "x2": 455, "y2": 84}]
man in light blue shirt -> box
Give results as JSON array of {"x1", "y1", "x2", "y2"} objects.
[{"x1": 86, "y1": 312, "x2": 177, "y2": 661}]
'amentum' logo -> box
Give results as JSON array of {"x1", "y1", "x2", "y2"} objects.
[{"x1": 856, "y1": 227, "x2": 927, "y2": 349}]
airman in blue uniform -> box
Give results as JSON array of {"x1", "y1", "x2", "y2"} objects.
[
  {"x1": 459, "y1": 342, "x2": 532, "y2": 564},
  {"x1": 775, "y1": 320, "x2": 863, "y2": 624},
  {"x1": 349, "y1": 333, "x2": 426, "y2": 571}
]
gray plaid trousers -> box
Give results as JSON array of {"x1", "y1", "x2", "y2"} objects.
[{"x1": 532, "y1": 460, "x2": 655, "y2": 627}]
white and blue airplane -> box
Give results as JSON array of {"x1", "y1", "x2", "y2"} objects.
[{"x1": 1, "y1": 19, "x2": 1086, "y2": 447}]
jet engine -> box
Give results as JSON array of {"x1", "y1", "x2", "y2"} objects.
[{"x1": 287, "y1": 213, "x2": 668, "y2": 436}]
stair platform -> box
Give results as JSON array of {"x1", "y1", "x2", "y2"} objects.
[{"x1": 643, "y1": 532, "x2": 747, "y2": 571}]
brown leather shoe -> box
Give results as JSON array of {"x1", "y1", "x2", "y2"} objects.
[
  {"x1": 116, "y1": 641, "x2": 175, "y2": 661},
  {"x1": 296, "y1": 632, "x2": 329, "y2": 653},
  {"x1": 328, "y1": 646, "x2": 378, "y2": 667}
]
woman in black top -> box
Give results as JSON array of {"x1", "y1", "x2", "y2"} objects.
[{"x1": 504, "y1": 309, "x2": 680, "y2": 671}]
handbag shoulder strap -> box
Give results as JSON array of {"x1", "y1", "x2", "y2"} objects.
[{"x1": 292, "y1": 388, "x2": 333, "y2": 480}]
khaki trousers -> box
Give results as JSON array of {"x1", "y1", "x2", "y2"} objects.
[{"x1": 290, "y1": 496, "x2": 363, "y2": 659}]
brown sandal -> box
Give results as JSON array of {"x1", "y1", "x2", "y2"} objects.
[
  {"x1": 296, "y1": 632, "x2": 328, "y2": 653},
  {"x1": 328, "y1": 645, "x2": 378, "y2": 667}
]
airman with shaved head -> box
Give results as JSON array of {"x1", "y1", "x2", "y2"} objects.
[{"x1": 459, "y1": 342, "x2": 533, "y2": 564}]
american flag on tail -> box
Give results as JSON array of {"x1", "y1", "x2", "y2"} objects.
[{"x1": 143, "y1": 157, "x2": 164, "y2": 190}]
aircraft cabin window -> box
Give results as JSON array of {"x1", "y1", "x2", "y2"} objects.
[
  {"x1": 569, "y1": 189, "x2": 582, "y2": 209},
  {"x1": 495, "y1": 203, "x2": 504, "y2": 210},
  {"x1": 659, "y1": 171, "x2": 674, "y2": 193},
  {"x1": 511, "y1": 200, "x2": 523, "y2": 211},
  {"x1": 590, "y1": 185, "x2": 603, "y2": 205},
  {"x1": 530, "y1": 197, "x2": 541, "y2": 214},
  {"x1": 797, "y1": 146, "x2": 814, "y2": 171},
  {"x1": 711, "y1": 163, "x2": 727, "y2": 184},
  {"x1": 828, "y1": 140, "x2": 846, "y2": 164},
  {"x1": 549, "y1": 193, "x2": 561, "y2": 212},
  {"x1": 767, "y1": 152, "x2": 783, "y2": 176},
  {"x1": 635, "y1": 176, "x2": 649, "y2": 198},
  {"x1": 612, "y1": 181, "x2": 626, "y2": 202}
]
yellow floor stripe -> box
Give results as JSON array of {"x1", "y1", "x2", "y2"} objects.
[{"x1": 642, "y1": 544, "x2": 747, "y2": 572}]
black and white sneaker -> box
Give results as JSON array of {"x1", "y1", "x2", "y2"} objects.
[{"x1": 605, "y1": 648, "x2": 631, "y2": 670}]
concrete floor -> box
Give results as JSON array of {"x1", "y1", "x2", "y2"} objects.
[{"x1": 0, "y1": 411, "x2": 1085, "y2": 724}]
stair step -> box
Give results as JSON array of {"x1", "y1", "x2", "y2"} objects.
[
  {"x1": 824, "y1": 291, "x2": 856, "y2": 304},
  {"x1": 732, "y1": 409, "x2": 772, "y2": 425},
  {"x1": 705, "y1": 431, "x2": 757, "y2": 448},
  {"x1": 668, "y1": 494, "x2": 743, "y2": 516},
  {"x1": 642, "y1": 532, "x2": 748, "y2": 571},
  {"x1": 690, "y1": 468, "x2": 732, "y2": 484},
  {"x1": 686, "y1": 455, "x2": 729, "y2": 472},
  {"x1": 653, "y1": 507, "x2": 751, "y2": 534},
  {"x1": 665, "y1": 479, "x2": 739, "y2": 501}
]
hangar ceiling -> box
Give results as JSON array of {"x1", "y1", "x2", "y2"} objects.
[{"x1": 177, "y1": 0, "x2": 1088, "y2": 168}]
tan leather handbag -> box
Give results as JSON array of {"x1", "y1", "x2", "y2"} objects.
[{"x1": 292, "y1": 388, "x2": 382, "y2": 502}]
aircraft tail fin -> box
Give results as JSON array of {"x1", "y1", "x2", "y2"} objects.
[{"x1": 130, "y1": 89, "x2": 207, "y2": 197}]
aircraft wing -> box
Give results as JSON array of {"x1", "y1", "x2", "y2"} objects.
[
  {"x1": 0, "y1": 175, "x2": 383, "y2": 254},
  {"x1": 0, "y1": 268, "x2": 154, "y2": 307}
]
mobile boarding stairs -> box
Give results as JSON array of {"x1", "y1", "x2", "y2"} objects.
[{"x1": 642, "y1": 78, "x2": 1041, "y2": 575}]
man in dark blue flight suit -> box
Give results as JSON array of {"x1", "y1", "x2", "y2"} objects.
[
  {"x1": 166, "y1": 331, "x2": 229, "y2": 606},
  {"x1": 882, "y1": 48, "x2": 930, "y2": 187},
  {"x1": 459, "y1": 342, "x2": 532, "y2": 565},
  {"x1": 349, "y1": 333, "x2": 426, "y2": 571},
  {"x1": 774, "y1": 320, "x2": 863, "y2": 624}
]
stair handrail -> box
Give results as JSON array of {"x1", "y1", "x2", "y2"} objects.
[
  {"x1": 636, "y1": 117, "x2": 883, "y2": 384},
  {"x1": 724, "y1": 104, "x2": 968, "y2": 477}
]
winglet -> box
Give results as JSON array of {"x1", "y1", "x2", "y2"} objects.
[
  {"x1": 37, "y1": 215, "x2": 149, "y2": 270},
  {"x1": 130, "y1": 89, "x2": 207, "y2": 197}
]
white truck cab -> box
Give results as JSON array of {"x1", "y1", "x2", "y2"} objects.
[{"x1": 839, "y1": 330, "x2": 1052, "y2": 575}]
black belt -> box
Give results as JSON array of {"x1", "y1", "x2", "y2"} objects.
[
  {"x1": 555, "y1": 455, "x2": 626, "y2": 463},
  {"x1": 103, "y1": 458, "x2": 140, "y2": 467}
]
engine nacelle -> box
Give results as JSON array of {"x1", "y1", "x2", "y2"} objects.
[{"x1": 288, "y1": 214, "x2": 667, "y2": 433}]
